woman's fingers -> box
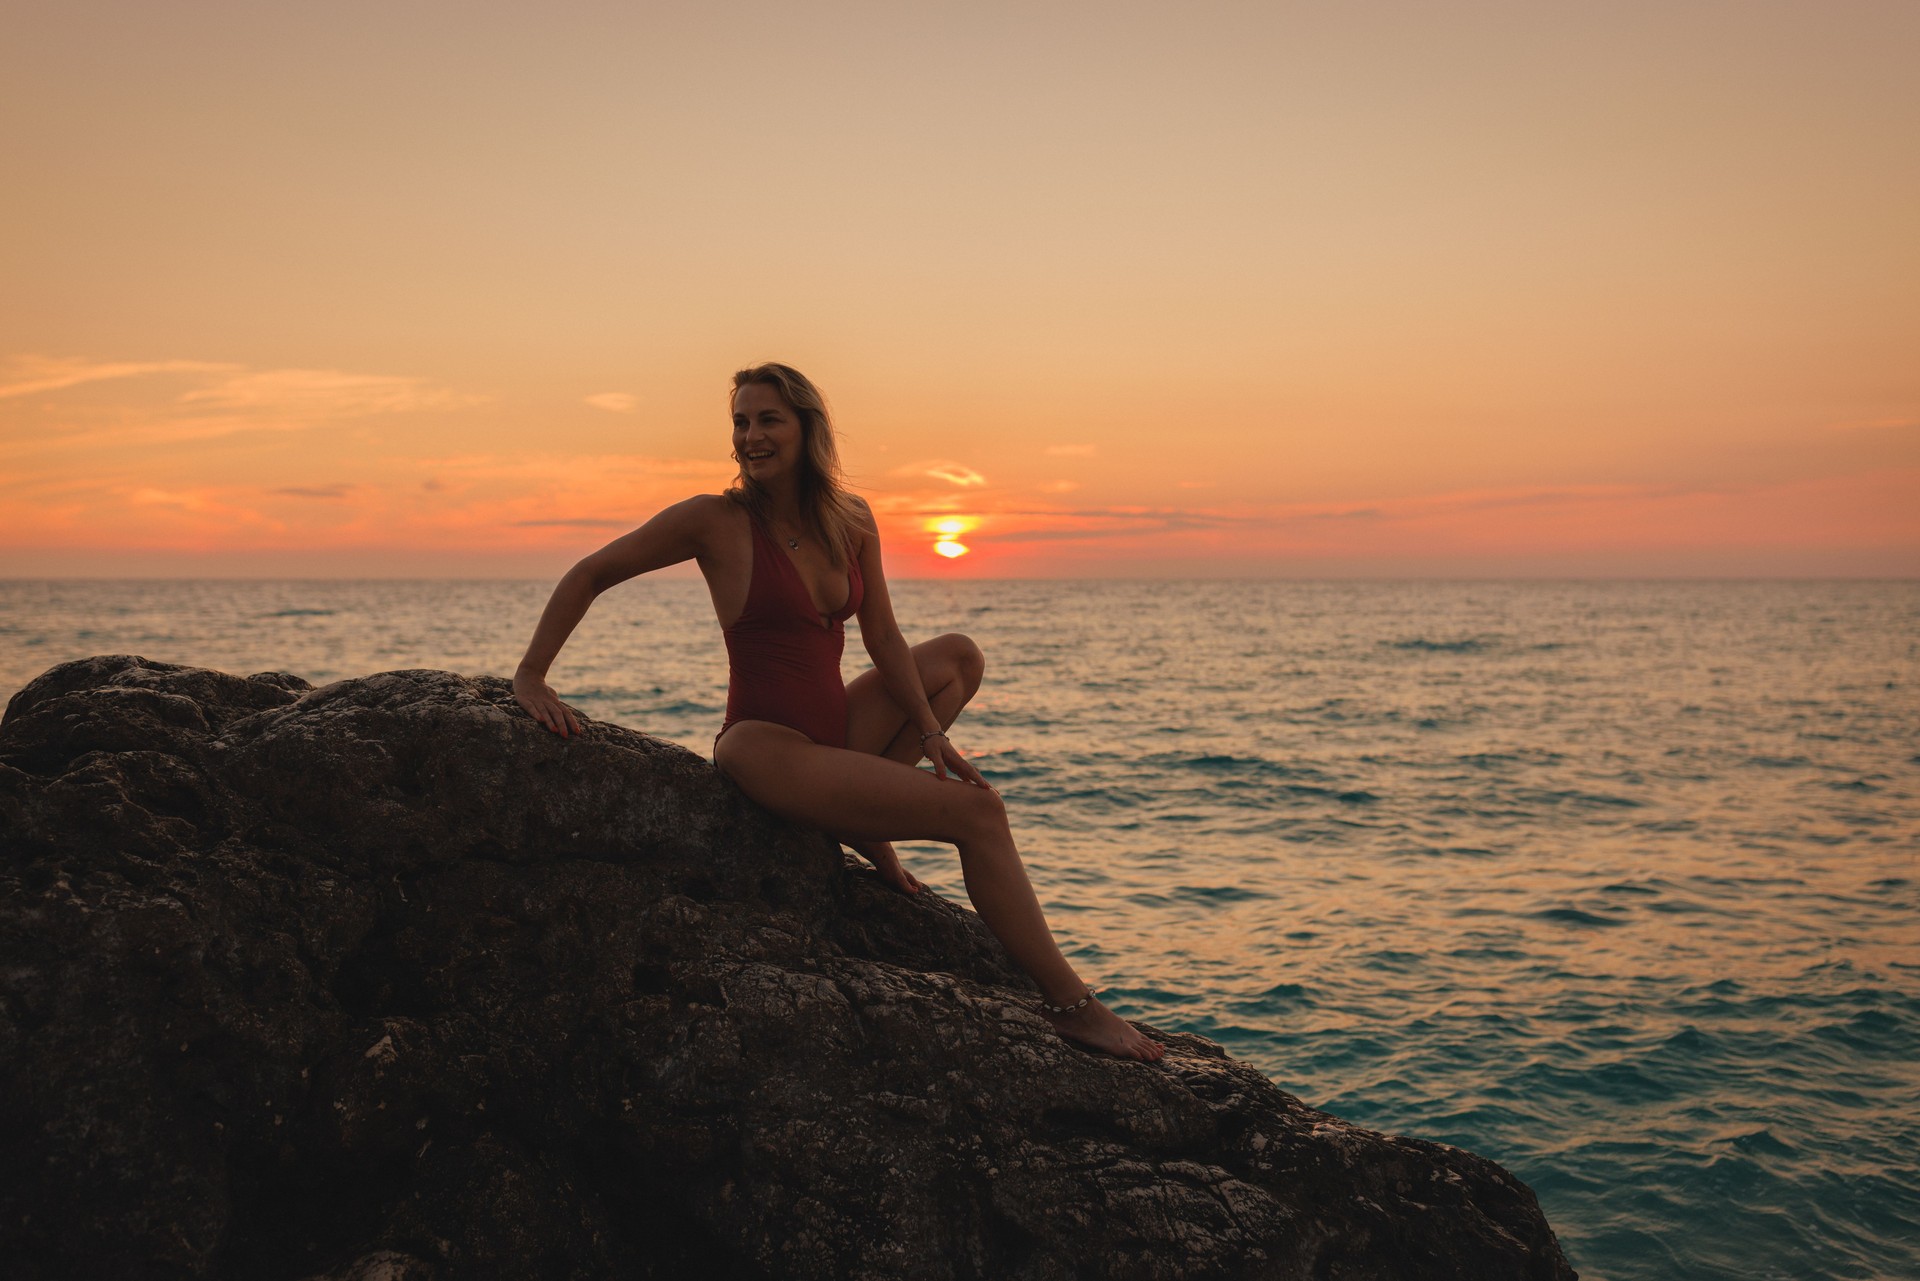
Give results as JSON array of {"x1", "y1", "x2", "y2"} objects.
[
  {"x1": 936, "y1": 741, "x2": 992, "y2": 790},
  {"x1": 518, "y1": 690, "x2": 578, "y2": 737},
  {"x1": 956, "y1": 755, "x2": 993, "y2": 791}
]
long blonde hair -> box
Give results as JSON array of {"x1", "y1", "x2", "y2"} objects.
[{"x1": 726, "y1": 363, "x2": 870, "y2": 568}]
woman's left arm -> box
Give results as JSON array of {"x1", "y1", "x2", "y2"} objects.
[{"x1": 852, "y1": 502, "x2": 992, "y2": 789}]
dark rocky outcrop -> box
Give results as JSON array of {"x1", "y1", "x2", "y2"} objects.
[{"x1": 0, "y1": 656, "x2": 1577, "y2": 1280}]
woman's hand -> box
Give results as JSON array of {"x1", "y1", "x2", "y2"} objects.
[
  {"x1": 514, "y1": 669, "x2": 583, "y2": 737},
  {"x1": 925, "y1": 732, "x2": 994, "y2": 790}
]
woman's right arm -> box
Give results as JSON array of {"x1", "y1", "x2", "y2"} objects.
[{"x1": 512, "y1": 495, "x2": 719, "y2": 736}]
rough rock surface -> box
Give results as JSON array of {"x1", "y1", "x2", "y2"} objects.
[{"x1": 0, "y1": 656, "x2": 1578, "y2": 1280}]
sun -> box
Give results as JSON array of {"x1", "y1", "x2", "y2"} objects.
[{"x1": 929, "y1": 516, "x2": 974, "y2": 560}]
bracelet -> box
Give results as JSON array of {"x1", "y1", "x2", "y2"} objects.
[{"x1": 918, "y1": 729, "x2": 948, "y2": 746}]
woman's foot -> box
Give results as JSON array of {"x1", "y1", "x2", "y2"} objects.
[
  {"x1": 847, "y1": 838, "x2": 922, "y2": 895},
  {"x1": 1041, "y1": 994, "x2": 1165, "y2": 1062}
]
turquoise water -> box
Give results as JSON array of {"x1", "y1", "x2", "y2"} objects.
[{"x1": 3, "y1": 578, "x2": 1916, "y2": 1280}]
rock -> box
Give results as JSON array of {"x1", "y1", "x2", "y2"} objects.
[{"x1": 0, "y1": 656, "x2": 1578, "y2": 1280}]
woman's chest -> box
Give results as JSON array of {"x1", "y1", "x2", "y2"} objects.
[{"x1": 705, "y1": 517, "x2": 852, "y2": 630}]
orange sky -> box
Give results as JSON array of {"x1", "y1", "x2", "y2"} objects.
[{"x1": 2, "y1": 1, "x2": 1915, "y2": 578}]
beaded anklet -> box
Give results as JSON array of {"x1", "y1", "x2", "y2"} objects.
[{"x1": 1039, "y1": 987, "x2": 1096, "y2": 1017}]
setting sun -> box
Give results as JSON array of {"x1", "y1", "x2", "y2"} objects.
[{"x1": 930, "y1": 517, "x2": 974, "y2": 560}]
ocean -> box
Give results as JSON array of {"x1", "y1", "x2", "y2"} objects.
[{"x1": 2, "y1": 577, "x2": 1915, "y2": 1280}]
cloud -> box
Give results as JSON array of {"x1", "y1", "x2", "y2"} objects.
[
  {"x1": 1389, "y1": 483, "x2": 1714, "y2": 517},
  {"x1": 0, "y1": 356, "x2": 489, "y2": 458},
  {"x1": 180, "y1": 368, "x2": 480, "y2": 417},
  {"x1": 896, "y1": 460, "x2": 987, "y2": 487},
  {"x1": 1045, "y1": 444, "x2": 1096, "y2": 457},
  {"x1": 272, "y1": 484, "x2": 356, "y2": 499},
  {"x1": 0, "y1": 355, "x2": 239, "y2": 400},
  {"x1": 1037, "y1": 480, "x2": 1079, "y2": 493},
  {"x1": 584, "y1": 392, "x2": 638, "y2": 412},
  {"x1": 401, "y1": 452, "x2": 724, "y2": 483},
  {"x1": 899, "y1": 503, "x2": 1252, "y2": 546},
  {"x1": 513, "y1": 518, "x2": 633, "y2": 527},
  {"x1": 125, "y1": 485, "x2": 281, "y2": 530}
]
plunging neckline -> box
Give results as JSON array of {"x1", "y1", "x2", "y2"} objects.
[{"x1": 757, "y1": 516, "x2": 852, "y2": 627}]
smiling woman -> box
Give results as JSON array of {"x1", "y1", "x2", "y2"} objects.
[{"x1": 511, "y1": 362, "x2": 1164, "y2": 1061}]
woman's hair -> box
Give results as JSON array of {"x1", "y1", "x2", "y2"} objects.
[{"x1": 725, "y1": 362, "x2": 871, "y2": 567}]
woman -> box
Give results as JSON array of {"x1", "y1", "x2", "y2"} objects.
[{"x1": 513, "y1": 363, "x2": 1162, "y2": 1062}]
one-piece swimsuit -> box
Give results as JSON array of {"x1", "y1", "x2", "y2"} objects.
[{"x1": 714, "y1": 512, "x2": 863, "y2": 751}]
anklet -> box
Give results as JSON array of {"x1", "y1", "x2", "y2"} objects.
[{"x1": 1039, "y1": 987, "x2": 1095, "y2": 1016}]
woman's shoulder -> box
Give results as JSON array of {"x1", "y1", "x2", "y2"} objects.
[
  {"x1": 675, "y1": 492, "x2": 749, "y2": 524},
  {"x1": 844, "y1": 493, "x2": 877, "y2": 552},
  {"x1": 643, "y1": 493, "x2": 749, "y2": 550}
]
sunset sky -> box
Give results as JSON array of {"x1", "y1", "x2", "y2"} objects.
[{"x1": 3, "y1": 1, "x2": 1915, "y2": 578}]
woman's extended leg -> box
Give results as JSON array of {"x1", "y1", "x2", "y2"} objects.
[
  {"x1": 714, "y1": 721, "x2": 1163, "y2": 1062},
  {"x1": 838, "y1": 632, "x2": 986, "y2": 891}
]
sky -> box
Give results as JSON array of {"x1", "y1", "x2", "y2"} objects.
[{"x1": 2, "y1": 0, "x2": 1915, "y2": 579}]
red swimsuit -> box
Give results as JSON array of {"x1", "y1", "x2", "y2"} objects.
[{"x1": 715, "y1": 513, "x2": 864, "y2": 750}]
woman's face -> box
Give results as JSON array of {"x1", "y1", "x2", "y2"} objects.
[{"x1": 731, "y1": 383, "x2": 803, "y2": 482}]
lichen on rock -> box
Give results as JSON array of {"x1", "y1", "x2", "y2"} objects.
[{"x1": 0, "y1": 655, "x2": 1577, "y2": 1279}]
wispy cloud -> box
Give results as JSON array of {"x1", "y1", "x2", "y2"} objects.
[
  {"x1": 584, "y1": 392, "x2": 638, "y2": 412},
  {"x1": 400, "y1": 452, "x2": 723, "y2": 484},
  {"x1": 0, "y1": 355, "x2": 488, "y2": 457},
  {"x1": 0, "y1": 355, "x2": 238, "y2": 400},
  {"x1": 513, "y1": 517, "x2": 632, "y2": 527},
  {"x1": 180, "y1": 368, "x2": 480, "y2": 417},
  {"x1": 125, "y1": 485, "x2": 282, "y2": 531},
  {"x1": 1045, "y1": 444, "x2": 1096, "y2": 457},
  {"x1": 271, "y1": 484, "x2": 356, "y2": 499},
  {"x1": 896, "y1": 460, "x2": 987, "y2": 487},
  {"x1": 979, "y1": 505, "x2": 1250, "y2": 542},
  {"x1": 870, "y1": 500, "x2": 1253, "y2": 548}
]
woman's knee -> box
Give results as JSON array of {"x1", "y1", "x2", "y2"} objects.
[
  {"x1": 938, "y1": 632, "x2": 985, "y2": 687},
  {"x1": 953, "y1": 779, "x2": 1007, "y2": 841}
]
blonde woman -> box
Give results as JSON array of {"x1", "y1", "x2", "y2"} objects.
[{"x1": 514, "y1": 363, "x2": 1162, "y2": 1062}]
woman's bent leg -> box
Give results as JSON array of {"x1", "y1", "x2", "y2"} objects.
[
  {"x1": 843, "y1": 632, "x2": 984, "y2": 762},
  {"x1": 840, "y1": 632, "x2": 985, "y2": 890},
  {"x1": 715, "y1": 721, "x2": 1163, "y2": 1061}
]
